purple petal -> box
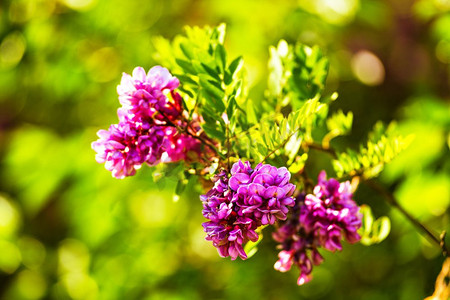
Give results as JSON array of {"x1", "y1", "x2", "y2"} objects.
[
  {"x1": 253, "y1": 173, "x2": 274, "y2": 186},
  {"x1": 248, "y1": 183, "x2": 265, "y2": 196},
  {"x1": 229, "y1": 173, "x2": 250, "y2": 191}
]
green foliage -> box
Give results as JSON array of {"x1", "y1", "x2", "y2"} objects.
[
  {"x1": 153, "y1": 24, "x2": 245, "y2": 143},
  {"x1": 359, "y1": 205, "x2": 391, "y2": 245},
  {"x1": 333, "y1": 122, "x2": 413, "y2": 179},
  {"x1": 154, "y1": 28, "x2": 334, "y2": 167},
  {"x1": 239, "y1": 98, "x2": 323, "y2": 163},
  {"x1": 267, "y1": 40, "x2": 329, "y2": 110},
  {"x1": 323, "y1": 110, "x2": 353, "y2": 147}
]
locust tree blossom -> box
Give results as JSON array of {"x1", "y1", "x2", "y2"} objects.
[
  {"x1": 273, "y1": 171, "x2": 362, "y2": 285},
  {"x1": 201, "y1": 160, "x2": 296, "y2": 260}
]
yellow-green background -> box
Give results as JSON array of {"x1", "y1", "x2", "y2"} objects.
[{"x1": 0, "y1": 0, "x2": 449, "y2": 299}]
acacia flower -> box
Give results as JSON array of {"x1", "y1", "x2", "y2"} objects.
[
  {"x1": 93, "y1": 66, "x2": 204, "y2": 178},
  {"x1": 273, "y1": 171, "x2": 362, "y2": 285},
  {"x1": 201, "y1": 160, "x2": 296, "y2": 260},
  {"x1": 301, "y1": 171, "x2": 362, "y2": 251},
  {"x1": 91, "y1": 120, "x2": 165, "y2": 179},
  {"x1": 117, "y1": 66, "x2": 181, "y2": 121}
]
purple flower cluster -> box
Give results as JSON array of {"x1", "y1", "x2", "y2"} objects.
[
  {"x1": 92, "y1": 66, "x2": 202, "y2": 178},
  {"x1": 201, "y1": 160, "x2": 296, "y2": 260},
  {"x1": 273, "y1": 171, "x2": 362, "y2": 285}
]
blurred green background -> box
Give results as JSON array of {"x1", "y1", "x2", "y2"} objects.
[{"x1": 0, "y1": 0, "x2": 449, "y2": 299}]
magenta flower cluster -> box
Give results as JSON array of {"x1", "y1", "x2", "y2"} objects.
[
  {"x1": 201, "y1": 160, "x2": 296, "y2": 260},
  {"x1": 92, "y1": 66, "x2": 202, "y2": 178},
  {"x1": 272, "y1": 171, "x2": 362, "y2": 285}
]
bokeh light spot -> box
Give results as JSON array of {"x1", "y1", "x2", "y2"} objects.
[
  {"x1": 435, "y1": 39, "x2": 450, "y2": 63},
  {"x1": 9, "y1": 0, "x2": 56, "y2": 23},
  {"x1": 15, "y1": 270, "x2": 47, "y2": 300},
  {"x1": 0, "y1": 196, "x2": 20, "y2": 237},
  {"x1": 18, "y1": 237, "x2": 46, "y2": 270},
  {"x1": 85, "y1": 47, "x2": 121, "y2": 83},
  {"x1": 351, "y1": 50, "x2": 385, "y2": 86},
  {"x1": 0, "y1": 239, "x2": 22, "y2": 274},
  {"x1": 0, "y1": 31, "x2": 26, "y2": 70},
  {"x1": 299, "y1": 0, "x2": 359, "y2": 25},
  {"x1": 59, "y1": 0, "x2": 96, "y2": 11},
  {"x1": 58, "y1": 239, "x2": 90, "y2": 274},
  {"x1": 62, "y1": 273, "x2": 98, "y2": 300}
]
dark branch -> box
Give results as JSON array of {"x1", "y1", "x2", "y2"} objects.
[{"x1": 365, "y1": 179, "x2": 449, "y2": 257}]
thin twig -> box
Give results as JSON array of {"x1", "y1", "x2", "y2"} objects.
[
  {"x1": 365, "y1": 179, "x2": 449, "y2": 257},
  {"x1": 261, "y1": 139, "x2": 289, "y2": 163},
  {"x1": 226, "y1": 121, "x2": 231, "y2": 170},
  {"x1": 299, "y1": 168, "x2": 314, "y2": 194},
  {"x1": 261, "y1": 130, "x2": 302, "y2": 163},
  {"x1": 159, "y1": 111, "x2": 224, "y2": 159},
  {"x1": 305, "y1": 142, "x2": 337, "y2": 159}
]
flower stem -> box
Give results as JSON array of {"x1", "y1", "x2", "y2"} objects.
[
  {"x1": 261, "y1": 130, "x2": 301, "y2": 163},
  {"x1": 158, "y1": 111, "x2": 225, "y2": 159},
  {"x1": 226, "y1": 122, "x2": 231, "y2": 170},
  {"x1": 305, "y1": 142, "x2": 337, "y2": 159}
]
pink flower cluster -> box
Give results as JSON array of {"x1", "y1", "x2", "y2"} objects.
[
  {"x1": 92, "y1": 66, "x2": 202, "y2": 178},
  {"x1": 273, "y1": 171, "x2": 362, "y2": 285},
  {"x1": 201, "y1": 160, "x2": 296, "y2": 260}
]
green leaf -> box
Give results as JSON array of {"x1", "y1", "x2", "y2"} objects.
[
  {"x1": 179, "y1": 41, "x2": 195, "y2": 60},
  {"x1": 175, "y1": 74, "x2": 198, "y2": 86},
  {"x1": 215, "y1": 44, "x2": 227, "y2": 73},
  {"x1": 257, "y1": 142, "x2": 268, "y2": 156},
  {"x1": 200, "y1": 105, "x2": 218, "y2": 125},
  {"x1": 266, "y1": 41, "x2": 330, "y2": 109},
  {"x1": 192, "y1": 60, "x2": 206, "y2": 74},
  {"x1": 199, "y1": 78, "x2": 224, "y2": 99},
  {"x1": 201, "y1": 124, "x2": 226, "y2": 141},
  {"x1": 288, "y1": 153, "x2": 308, "y2": 173},
  {"x1": 333, "y1": 122, "x2": 412, "y2": 178},
  {"x1": 285, "y1": 135, "x2": 302, "y2": 162},
  {"x1": 178, "y1": 86, "x2": 195, "y2": 98},
  {"x1": 359, "y1": 205, "x2": 391, "y2": 245},
  {"x1": 326, "y1": 110, "x2": 353, "y2": 135},
  {"x1": 200, "y1": 63, "x2": 221, "y2": 82},
  {"x1": 373, "y1": 216, "x2": 391, "y2": 242},
  {"x1": 199, "y1": 78, "x2": 226, "y2": 113},
  {"x1": 245, "y1": 99, "x2": 257, "y2": 125},
  {"x1": 267, "y1": 45, "x2": 284, "y2": 98},
  {"x1": 226, "y1": 96, "x2": 237, "y2": 119},
  {"x1": 227, "y1": 56, "x2": 243, "y2": 80},
  {"x1": 213, "y1": 23, "x2": 226, "y2": 44},
  {"x1": 323, "y1": 110, "x2": 353, "y2": 147},
  {"x1": 175, "y1": 58, "x2": 196, "y2": 74},
  {"x1": 175, "y1": 177, "x2": 187, "y2": 197}
]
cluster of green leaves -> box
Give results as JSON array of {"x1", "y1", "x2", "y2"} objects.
[
  {"x1": 153, "y1": 24, "x2": 245, "y2": 144},
  {"x1": 153, "y1": 26, "x2": 335, "y2": 169},
  {"x1": 236, "y1": 39, "x2": 338, "y2": 168},
  {"x1": 333, "y1": 122, "x2": 413, "y2": 179},
  {"x1": 238, "y1": 98, "x2": 322, "y2": 169},
  {"x1": 232, "y1": 41, "x2": 332, "y2": 167},
  {"x1": 154, "y1": 24, "x2": 411, "y2": 201},
  {"x1": 323, "y1": 109, "x2": 353, "y2": 148},
  {"x1": 267, "y1": 40, "x2": 329, "y2": 111}
]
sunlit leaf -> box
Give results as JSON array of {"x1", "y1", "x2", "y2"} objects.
[
  {"x1": 215, "y1": 44, "x2": 227, "y2": 73},
  {"x1": 359, "y1": 205, "x2": 391, "y2": 245}
]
